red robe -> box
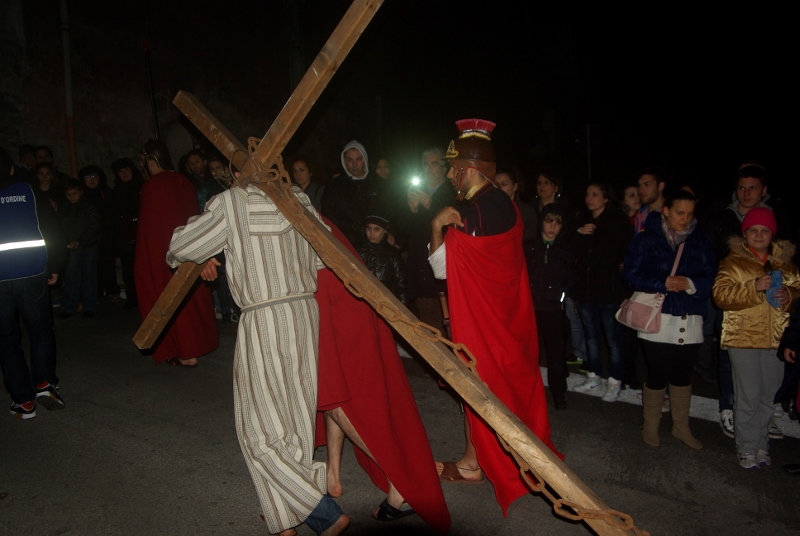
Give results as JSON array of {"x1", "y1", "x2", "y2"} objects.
[
  {"x1": 314, "y1": 221, "x2": 450, "y2": 533},
  {"x1": 445, "y1": 213, "x2": 561, "y2": 515},
  {"x1": 134, "y1": 170, "x2": 218, "y2": 363}
]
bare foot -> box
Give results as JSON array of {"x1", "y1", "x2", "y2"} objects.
[
  {"x1": 320, "y1": 514, "x2": 350, "y2": 536},
  {"x1": 326, "y1": 476, "x2": 343, "y2": 498}
]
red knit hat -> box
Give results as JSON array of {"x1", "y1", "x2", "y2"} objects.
[{"x1": 741, "y1": 207, "x2": 777, "y2": 235}]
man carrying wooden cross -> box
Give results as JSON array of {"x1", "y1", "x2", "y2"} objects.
[
  {"x1": 429, "y1": 119, "x2": 561, "y2": 514},
  {"x1": 165, "y1": 181, "x2": 349, "y2": 536}
]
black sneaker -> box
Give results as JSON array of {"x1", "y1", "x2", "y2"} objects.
[
  {"x1": 565, "y1": 355, "x2": 583, "y2": 365},
  {"x1": 36, "y1": 383, "x2": 65, "y2": 410},
  {"x1": 10, "y1": 400, "x2": 36, "y2": 419}
]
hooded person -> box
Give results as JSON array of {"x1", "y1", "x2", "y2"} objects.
[
  {"x1": 321, "y1": 140, "x2": 388, "y2": 247},
  {"x1": 427, "y1": 119, "x2": 561, "y2": 514}
]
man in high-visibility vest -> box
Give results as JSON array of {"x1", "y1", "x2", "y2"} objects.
[{"x1": 0, "y1": 147, "x2": 66, "y2": 419}]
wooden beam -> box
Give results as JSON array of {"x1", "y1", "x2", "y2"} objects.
[
  {"x1": 169, "y1": 95, "x2": 643, "y2": 536},
  {"x1": 132, "y1": 262, "x2": 204, "y2": 349},
  {"x1": 136, "y1": 0, "x2": 383, "y2": 349}
]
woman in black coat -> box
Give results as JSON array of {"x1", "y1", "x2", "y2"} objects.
[{"x1": 571, "y1": 182, "x2": 633, "y2": 401}]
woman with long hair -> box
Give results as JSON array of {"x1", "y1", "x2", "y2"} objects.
[{"x1": 572, "y1": 182, "x2": 633, "y2": 402}]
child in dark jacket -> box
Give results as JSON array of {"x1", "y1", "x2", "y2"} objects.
[
  {"x1": 357, "y1": 215, "x2": 407, "y2": 306},
  {"x1": 58, "y1": 179, "x2": 101, "y2": 318},
  {"x1": 526, "y1": 203, "x2": 574, "y2": 409}
]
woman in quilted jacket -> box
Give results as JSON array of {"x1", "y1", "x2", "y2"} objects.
[
  {"x1": 712, "y1": 207, "x2": 800, "y2": 469},
  {"x1": 622, "y1": 190, "x2": 717, "y2": 449}
]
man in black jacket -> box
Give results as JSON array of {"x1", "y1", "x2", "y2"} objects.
[{"x1": 394, "y1": 147, "x2": 455, "y2": 334}]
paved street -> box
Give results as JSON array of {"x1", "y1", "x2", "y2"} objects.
[{"x1": 2, "y1": 297, "x2": 798, "y2": 535}]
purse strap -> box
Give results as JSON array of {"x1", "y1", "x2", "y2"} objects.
[{"x1": 670, "y1": 242, "x2": 685, "y2": 276}]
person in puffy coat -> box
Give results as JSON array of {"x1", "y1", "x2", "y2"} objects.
[
  {"x1": 622, "y1": 190, "x2": 717, "y2": 449},
  {"x1": 357, "y1": 215, "x2": 407, "y2": 306},
  {"x1": 712, "y1": 207, "x2": 800, "y2": 469},
  {"x1": 526, "y1": 203, "x2": 574, "y2": 409}
]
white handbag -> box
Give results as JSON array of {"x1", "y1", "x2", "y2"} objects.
[{"x1": 616, "y1": 243, "x2": 684, "y2": 333}]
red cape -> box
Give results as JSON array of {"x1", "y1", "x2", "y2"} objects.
[
  {"x1": 134, "y1": 171, "x2": 218, "y2": 363},
  {"x1": 314, "y1": 220, "x2": 450, "y2": 533},
  {"x1": 444, "y1": 213, "x2": 561, "y2": 515}
]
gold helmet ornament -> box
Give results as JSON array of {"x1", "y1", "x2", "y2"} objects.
[{"x1": 446, "y1": 119, "x2": 497, "y2": 195}]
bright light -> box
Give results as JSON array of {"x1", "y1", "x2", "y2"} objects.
[{"x1": 411, "y1": 177, "x2": 420, "y2": 186}]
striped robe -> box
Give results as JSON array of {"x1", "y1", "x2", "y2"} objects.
[{"x1": 167, "y1": 185, "x2": 327, "y2": 533}]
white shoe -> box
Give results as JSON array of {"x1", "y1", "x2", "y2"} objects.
[
  {"x1": 739, "y1": 452, "x2": 759, "y2": 469},
  {"x1": 774, "y1": 403, "x2": 785, "y2": 419},
  {"x1": 769, "y1": 417, "x2": 783, "y2": 440},
  {"x1": 574, "y1": 372, "x2": 602, "y2": 393},
  {"x1": 756, "y1": 450, "x2": 771, "y2": 466},
  {"x1": 720, "y1": 409, "x2": 734, "y2": 438},
  {"x1": 602, "y1": 377, "x2": 622, "y2": 402}
]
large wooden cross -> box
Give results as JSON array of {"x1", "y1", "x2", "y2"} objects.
[{"x1": 133, "y1": 1, "x2": 646, "y2": 534}]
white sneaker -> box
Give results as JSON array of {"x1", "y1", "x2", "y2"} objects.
[
  {"x1": 574, "y1": 372, "x2": 602, "y2": 393},
  {"x1": 756, "y1": 450, "x2": 771, "y2": 466},
  {"x1": 769, "y1": 418, "x2": 783, "y2": 440},
  {"x1": 739, "y1": 452, "x2": 759, "y2": 469},
  {"x1": 774, "y1": 403, "x2": 785, "y2": 419},
  {"x1": 720, "y1": 409, "x2": 734, "y2": 438},
  {"x1": 602, "y1": 377, "x2": 622, "y2": 402}
]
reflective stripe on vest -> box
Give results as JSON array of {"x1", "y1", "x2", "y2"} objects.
[
  {"x1": 0, "y1": 182, "x2": 48, "y2": 281},
  {"x1": 0, "y1": 239, "x2": 46, "y2": 252}
]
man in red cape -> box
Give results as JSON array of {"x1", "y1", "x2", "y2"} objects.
[
  {"x1": 134, "y1": 139, "x2": 218, "y2": 366},
  {"x1": 428, "y1": 119, "x2": 561, "y2": 515},
  {"x1": 314, "y1": 217, "x2": 450, "y2": 532}
]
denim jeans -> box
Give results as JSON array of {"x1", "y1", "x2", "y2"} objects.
[
  {"x1": 63, "y1": 245, "x2": 98, "y2": 314},
  {"x1": 0, "y1": 273, "x2": 58, "y2": 403},
  {"x1": 304, "y1": 495, "x2": 344, "y2": 535},
  {"x1": 579, "y1": 302, "x2": 625, "y2": 380},
  {"x1": 565, "y1": 297, "x2": 587, "y2": 360}
]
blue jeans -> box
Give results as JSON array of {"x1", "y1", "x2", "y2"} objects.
[
  {"x1": 579, "y1": 302, "x2": 625, "y2": 381},
  {"x1": 305, "y1": 495, "x2": 344, "y2": 535},
  {"x1": 565, "y1": 297, "x2": 587, "y2": 360},
  {"x1": 0, "y1": 273, "x2": 58, "y2": 403},
  {"x1": 63, "y1": 245, "x2": 98, "y2": 314}
]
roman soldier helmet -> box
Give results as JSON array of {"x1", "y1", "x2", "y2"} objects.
[
  {"x1": 141, "y1": 139, "x2": 174, "y2": 171},
  {"x1": 445, "y1": 118, "x2": 497, "y2": 184}
]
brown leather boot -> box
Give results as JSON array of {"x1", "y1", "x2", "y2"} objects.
[
  {"x1": 642, "y1": 385, "x2": 666, "y2": 447},
  {"x1": 669, "y1": 384, "x2": 703, "y2": 450}
]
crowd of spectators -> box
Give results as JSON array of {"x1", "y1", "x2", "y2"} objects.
[{"x1": 5, "y1": 139, "x2": 800, "y2": 472}]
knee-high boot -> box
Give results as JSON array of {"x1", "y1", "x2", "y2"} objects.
[
  {"x1": 669, "y1": 384, "x2": 703, "y2": 450},
  {"x1": 642, "y1": 385, "x2": 666, "y2": 447}
]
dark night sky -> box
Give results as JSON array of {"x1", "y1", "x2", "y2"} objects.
[
  {"x1": 295, "y1": 1, "x2": 790, "y2": 200},
  {"x1": 52, "y1": 0, "x2": 791, "y2": 201}
]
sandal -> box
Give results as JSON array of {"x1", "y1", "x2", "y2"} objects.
[
  {"x1": 372, "y1": 499, "x2": 416, "y2": 522},
  {"x1": 438, "y1": 461, "x2": 484, "y2": 484},
  {"x1": 165, "y1": 357, "x2": 198, "y2": 368}
]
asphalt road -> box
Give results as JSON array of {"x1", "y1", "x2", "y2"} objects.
[{"x1": 2, "y1": 297, "x2": 798, "y2": 535}]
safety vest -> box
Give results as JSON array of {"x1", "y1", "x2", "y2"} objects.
[{"x1": 0, "y1": 182, "x2": 48, "y2": 281}]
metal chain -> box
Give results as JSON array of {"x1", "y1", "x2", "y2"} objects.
[{"x1": 233, "y1": 145, "x2": 648, "y2": 535}]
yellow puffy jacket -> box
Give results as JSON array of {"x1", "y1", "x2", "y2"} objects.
[{"x1": 712, "y1": 237, "x2": 800, "y2": 350}]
